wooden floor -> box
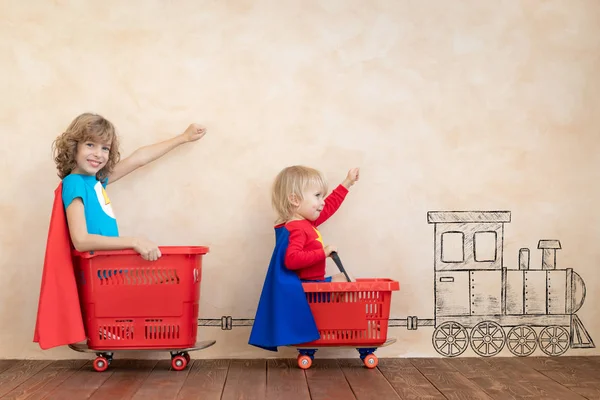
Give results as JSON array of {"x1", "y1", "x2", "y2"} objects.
[{"x1": 0, "y1": 356, "x2": 599, "y2": 399}]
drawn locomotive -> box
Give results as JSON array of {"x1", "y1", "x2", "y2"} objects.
[{"x1": 425, "y1": 211, "x2": 595, "y2": 357}]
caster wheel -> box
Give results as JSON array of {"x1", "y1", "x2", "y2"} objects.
[
  {"x1": 297, "y1": 354, "x2": 312, "y2": 370},
  {"x1": 171, "y1": 355, "x2": 188, "y2": 371},
  {"x1": 363, "y1": 354, "x2": 378, "y2": 369},
  {"x1": 183, "y1": 353, "x2": 191, "y2": 364},
  {"x1": 93, "y1": 356, "x2": 109, "y2": 372}
]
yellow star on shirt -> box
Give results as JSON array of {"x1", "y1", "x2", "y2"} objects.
[{"x1": 313, "y1": 227, "x2": 324, "y2": 247}]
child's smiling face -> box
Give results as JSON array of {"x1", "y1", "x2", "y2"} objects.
[{"x1": 72, "y1": 140, "x2": 111, "y2": 176}]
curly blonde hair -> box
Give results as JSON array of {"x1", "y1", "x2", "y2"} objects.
[
  {"x1": 52, "y1": 113, "x2": 120, "y2": 182},
  {"x1": 271, "y1": 165, "x2": 328, "y2": 224}
]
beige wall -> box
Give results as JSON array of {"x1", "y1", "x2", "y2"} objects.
[{"x1": 1, "y1": 0, "x2": 599, "y2": 360}]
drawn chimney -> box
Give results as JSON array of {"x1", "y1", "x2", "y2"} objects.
[
  {"x1": 538, "y1": 240, "x2": 561, "y2": 270},
  {"x1": 519, "y1": 248, "x2": 530, "y2": 270}
]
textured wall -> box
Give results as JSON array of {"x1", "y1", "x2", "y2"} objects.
[{"x1": 1, "y1": 0, "x2": 599, "y2": 359}]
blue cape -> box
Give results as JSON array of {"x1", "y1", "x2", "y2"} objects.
[{"x1": 248, "y1": 225, "x2": 320, "y2": 351}]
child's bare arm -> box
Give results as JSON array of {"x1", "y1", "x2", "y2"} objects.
[
  {"x1": 108, "y1": 123, "x2": 206, "y2": 184},
  {"x1": 65, "y1": 199, "x2": 161, "y2": 261}
]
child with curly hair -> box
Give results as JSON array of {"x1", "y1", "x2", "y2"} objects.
[
  {"x1": 52, "y1": 112, "x2": 206, "y2": 260},
  {"x1": 34, "y1": 112, "x2": 207, "y2": 350}
]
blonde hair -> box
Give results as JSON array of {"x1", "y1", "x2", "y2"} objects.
[
  {"x1": 52, "y1": 113, "x2": 120, "y2": 182},
  {"x1": 272, "y1": 165, "x2": 328, "y2": 224}
]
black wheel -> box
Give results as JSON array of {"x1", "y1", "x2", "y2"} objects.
[
  {"x1": 470, "y1": 321, "x2": 506, "y2": 357},
  {"x1": 432, "y1": 321, "x2": 469, "y2": 357},
  {"x1": 507, "y1": 325, "x2": 537, "y2": 357},
  {"x1": 538, "y1": 326, "x2": 569, "y2": 356}
]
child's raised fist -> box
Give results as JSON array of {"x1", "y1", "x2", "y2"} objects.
[{"x1": 342, "y1": 167, "x2": 360, "y2": 189}]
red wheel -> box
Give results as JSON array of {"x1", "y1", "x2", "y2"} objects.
[
  {"x1": 297, "y1": 355, "x2": 312, "y2": 370},
  {"x1": 93, "y1": 356, "x2": 109, "y2": 372},
  {"x1": 363, "y1": 354, "x2": 378, "y2": 369},
  {"x1": 171, "y1": 355, "x2": 188, "y2": 371},
  {"x1": 183, "y1": 353, "x2": 191, "y2": 364}
]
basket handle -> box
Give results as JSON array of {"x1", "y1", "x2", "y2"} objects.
[{"x1": 330, "y1": 251, "x2": 351, "y2": 282}]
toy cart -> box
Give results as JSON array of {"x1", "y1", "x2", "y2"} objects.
[
  {"x1": 69, "y1": 246, "x2": 214, "y2": 372},
  {"x1": 293, "y1": 253, "x2": 400, "y2": 369}
]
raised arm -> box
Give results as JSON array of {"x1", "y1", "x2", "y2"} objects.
[
  {"x1": 313, "y1": 168, "x2": 360, "y2": 226},
  {"x1": 108, "y1": 123, "x2": 206, "y2": 184}
]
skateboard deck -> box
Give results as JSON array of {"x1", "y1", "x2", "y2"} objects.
[
  {"x1": 68, "y1": 340, "x2": 216, "y2": 353},
  {"x1": 290, "y1": 337, "x2": 397, "y2": 349},
  {"x1": 290, "y1": 337, "x2": 397, "y2": 369}
]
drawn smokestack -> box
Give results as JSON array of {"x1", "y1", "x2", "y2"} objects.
[
  {"x1": 538, "y1": 240, "x2": 561, "y2": 270},
  {"x1": 519, "y1": 248, "x2": 530, "y2": 270}
]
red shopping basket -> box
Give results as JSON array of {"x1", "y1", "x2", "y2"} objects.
[
  {"x1": 72, "y1": 246, "x2": 209, "y2": 350},
  {"x1": 300, "y1": 278, "x2": 399, "y2": 347}
]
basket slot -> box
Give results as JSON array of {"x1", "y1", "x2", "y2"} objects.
[
  {"x1": 97, "y1": 320, "x2": 134, "y2": 341},
  {"x1": 96, "y1": 268, "x2": 180, "y2": 285},
  {"x1": 144, "y1": 319, "x2": 180, "y2": 340}
]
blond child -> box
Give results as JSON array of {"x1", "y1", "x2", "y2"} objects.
[
  {"x1": 249, "y1": 165, "x2": 359, "y2": 351},
  {"x1": 272, "y1": 165, "x2": 359, "y2": 282}
]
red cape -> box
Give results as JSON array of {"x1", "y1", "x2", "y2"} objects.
[{"x1": 33, "y1": 182, "x2": 86, "y2": 349}]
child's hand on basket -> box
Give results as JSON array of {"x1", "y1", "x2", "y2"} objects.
[{"x1": 132, "y1": 237, "x2": 162, "y2": 261}]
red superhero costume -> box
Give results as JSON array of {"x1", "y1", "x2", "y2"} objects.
[
  {"x1": 284, "y1": 184, "x2": 348, "y2": 280},
  {"x1": 33, "y1": 182, "x2": 87, "y2": 350},
  {"x1": 248, "y1": 184, "x2": 349, "y2": 351}
]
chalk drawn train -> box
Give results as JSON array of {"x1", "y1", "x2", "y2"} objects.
[{"x1": 425, "y1": 211, "x2": 594, "y2": 357}]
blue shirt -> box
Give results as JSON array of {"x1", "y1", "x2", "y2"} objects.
[{"x1": 62, "y1": 174, "x2": 119, "y2": 237}]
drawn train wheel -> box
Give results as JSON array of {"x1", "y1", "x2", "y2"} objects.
[
  {"x1": 538, "y1": 326, "x2": 569, "y2": 356},
  {"x1": 507, "y1": 325, "x2": 537, "y2": 357},
  {"x1": 432, "y1": 321, "x2": 469, "y2": 357},
  {"x1": 470, "y1": 321, "x2": 506, "y2": 357}
]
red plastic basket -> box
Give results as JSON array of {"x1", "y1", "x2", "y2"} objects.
[
  {"x1": 298, "y1": 278, "x2": 399, "y2": 347},
  {"x1": 72, "y1": 246, "x2": 209, "y2": 350}
]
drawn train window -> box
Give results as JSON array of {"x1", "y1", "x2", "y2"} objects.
[
  {"x1": 474, "y1": 231, "x2": 497, "y2": 262},
  {"x1": 441, "y1": 231, "x2": 464, "y2": 262}
]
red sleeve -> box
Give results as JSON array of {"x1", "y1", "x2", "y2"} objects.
[
  {"x1": 284, "y1": 227, "x2": 326, "y2": 270},
  {"x1": 313, "y1": 184, "x2": 349, "y2": 227}
]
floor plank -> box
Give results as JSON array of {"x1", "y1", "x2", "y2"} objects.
[
  {"x1": 0, "y1": 361, "x2": 54, "y2": 398},
  {"x1": 338, "y1": 358, "x2": 401, "y2": 400},
  {"x1": 410, "y1": 358, "x2": 493, "y2": 400},
  {"x1": 220, "y1": 359, "x2": 266, "y2": 400},
  {"x1": 378, "y1": 358, "x2": 445, "y2": 399},
  {"x1": 176, "y1": 359, "x2": 230, "y2": 400},
  {"x1": 129, "y1": 359, "x2": 191, "y2": 400},
  {"x1": 89, "y1": 359, "x2": 158, "y2": 400},
  {"x1": 0, "y1": 360, "x2": 18, "y2": 375},
  {"x1": 446, "y1": 357, "x2": 587, "y2": 400},
  {"x1": 305, "y1": 359, "x2": 356, "y2": 400},
  {"x1": 42, "y1": 362, "x2": 115, "y2": 400},
  {"x1": 266, "y1": 359, "x2": 310, "y2": 400},
  {"x1": 1, "y1": 360, "x2": 87, "y2": 400}
]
